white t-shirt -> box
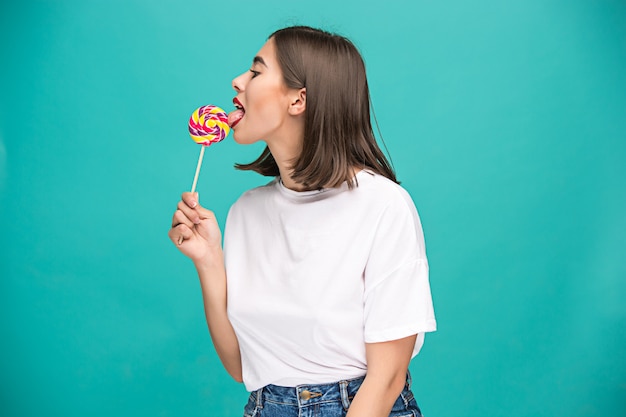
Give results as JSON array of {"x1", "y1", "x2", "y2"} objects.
[{"x1": 224, "y1": 170, "x2": 436, "y2": 391}]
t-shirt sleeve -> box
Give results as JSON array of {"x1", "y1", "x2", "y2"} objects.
[{"x1": 363, "y1": 189, "x2": 437, "y2": 352}]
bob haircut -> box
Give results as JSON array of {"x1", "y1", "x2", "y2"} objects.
[{"x1": 236, "y1": 26, "x2": 398, "y2": 189}]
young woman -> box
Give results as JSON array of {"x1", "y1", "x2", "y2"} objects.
[{"x1": 169, "y1": 26, "x2": 436, "y2": 417}]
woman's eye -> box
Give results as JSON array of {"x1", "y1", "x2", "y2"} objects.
[{"x1": 249, "y1": 69, "x2": 260, "y2": 78}]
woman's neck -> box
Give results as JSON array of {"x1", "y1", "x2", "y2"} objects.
[
  {"x1": 275, "y1": 153, "x2": 362, "y2": 192},
  {"x1": 273, "y1": 150, "x2": 307, "y2": 192},
  {"x1": 265, "y1": 131, "x2": 307, "y2": 192},
  {"x1": 279, "y1": 172, "x2": 307, "y2": 191}
]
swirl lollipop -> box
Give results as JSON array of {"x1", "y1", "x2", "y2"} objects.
[{"x1": 188, "y1": 105, "x2": 230, "y2": 192}]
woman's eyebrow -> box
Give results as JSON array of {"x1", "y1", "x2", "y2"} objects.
[{"x1": 253, "y1": 56, "x2": 267, "y2": 67}]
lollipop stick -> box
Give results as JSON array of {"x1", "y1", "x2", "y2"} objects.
[{"x1": 190, "y1": 145, "x2": 206, "y2": 193}]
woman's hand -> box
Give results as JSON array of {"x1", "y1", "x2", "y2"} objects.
[{"x1": 168, "y1": 192, "x2": 222, "y2": 264}]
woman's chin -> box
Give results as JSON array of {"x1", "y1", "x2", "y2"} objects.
[{"x1": 232, "y1": 132, "x2": 260, "y2": 145}]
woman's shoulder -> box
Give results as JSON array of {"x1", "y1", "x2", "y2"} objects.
[
  {"x1": 356, "y1": 170, "x2": 416, "y2": 208},
  {"x1": 357, "y1": 171, "x2": 426, "y2": 241},
  {"x1": 230, "y1": 178, "x2": 279, "y2": 210}
]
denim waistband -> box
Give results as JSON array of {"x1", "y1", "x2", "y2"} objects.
[
  {"x1": 252, "y1": 375, "x2": 365, "y2": 410},
  {"x1": 251, "y1": 372, "x2": 412, "y2": 410}
]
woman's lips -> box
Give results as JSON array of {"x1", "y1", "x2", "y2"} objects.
[{"x1": 229, "y1": 97, "x2": 245, "y2": 128}]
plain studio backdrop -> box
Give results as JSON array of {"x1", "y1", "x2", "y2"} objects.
[{"x1": 1, "y1": 1, "x2": 624, "y2": 416}]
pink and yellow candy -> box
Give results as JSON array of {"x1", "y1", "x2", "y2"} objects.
[
  {"x1": 188, "y1": 105, "x2": 230, "y2": 146},
  {"x1": 187, "y1": 105, "x2": 230, "y2": 193}
]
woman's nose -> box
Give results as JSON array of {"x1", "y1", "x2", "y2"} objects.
[{"x1": 232, "y1": 72, "x2": 246, "y2": 92}]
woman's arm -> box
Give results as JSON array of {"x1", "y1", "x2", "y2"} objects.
[
  {"x1": 195, "y1": 251, "x2": 243, "y2": 382},
  {"x1": 346, "y1": 334, "x2": 417, "y2": 417},
  {"x1": 169, "y1": 192, "x2": 243, "y2": 382}
]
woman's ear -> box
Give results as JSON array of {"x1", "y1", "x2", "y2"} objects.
[{"x1": 288, "y1": 88, "x2": 306, "y2": 116}]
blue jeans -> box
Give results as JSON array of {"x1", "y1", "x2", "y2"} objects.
[{"x1": 242, "y1": 373, "x2": 423, "y2": 417}]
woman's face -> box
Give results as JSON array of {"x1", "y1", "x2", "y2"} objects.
[{"x1": 229, "y1": 38, "x2": 299, "y2": 145}]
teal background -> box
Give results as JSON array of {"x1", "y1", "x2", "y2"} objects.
[{"x1": 1, "y1": 0, "x2": 625, "y2": 416}]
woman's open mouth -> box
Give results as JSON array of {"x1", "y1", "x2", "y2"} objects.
[{"x1": 228, "y1": 97, "x2": 245, "y2": 128}]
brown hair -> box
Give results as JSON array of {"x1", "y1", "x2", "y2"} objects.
[{"x1": 235, "y1": 26, "x2": 398, "y2": 189}]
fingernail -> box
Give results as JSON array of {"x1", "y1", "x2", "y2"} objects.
[{"x1": 190, "y1": 201, "x2": 197, "y2": 208}]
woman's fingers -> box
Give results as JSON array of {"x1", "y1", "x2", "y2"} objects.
[
  {"x1": 176, "y1": 192, "x2": 209, "y2": 224},
  {"x1": 172, "y1": 206, "x2": 196, "y2": 229},
  {"x1": 178, "y1": 193, "x2": 218, "y2": 224},
  {"x1": 170, "y1": 192, "x2": 221, "y2": 249},
  {"x1": 168, "y1": 223, "x2": 193, "y2": 246},
  {"x1": 182, "y1": 192, "x2": 199, "y2": 209},
  {"x1": 195, "y1": 205, "x2": 217, "y2": 222}
]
